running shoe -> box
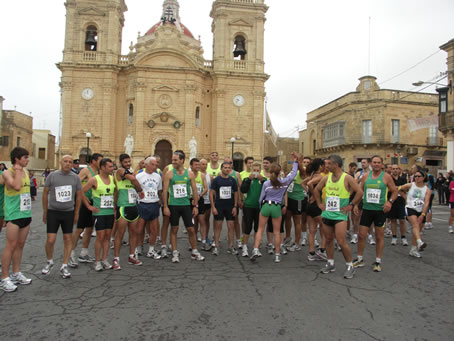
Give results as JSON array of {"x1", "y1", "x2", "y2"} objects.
[
  {"x1": 91, "y1": 230, "x2": 96, "y2": 237},
  {"x1": 391, "y1": 238, "x2": 397, "y2": 246},
  {"x1": 320, "y1": 263, "x2": 336, "y2": 274},
  {"x1": 203, "y1": 243, "x2": 213, "y2": 252},
  {"x1": 128, "y1": 256, "x2": 143, "y2": 266},
  {"x1": 256, "y1": 249, "x2": 263, "y2": 257},
  {"x1": 314, "y1": 238, "x2": 320, "y2": 247},
  {"x1": 350, "y1": 235, "x2": 358, "y2": 244},
  {"x1": 401, "y1": 238, "x2": 409, "y2": 246},
  {"x1": 373, "y1": 262, "x2": 382, "y2": 272},
  {"x1": 60, "y1": 266, "x2": 71, "y2": 279},
  {"x1": 368, "y1": 235, "x2": 376, "y2": 245},
  {"x1": 241, "y1": 245, "x2": 249, "y2": 257},
  {"x1": 282, "y1": 237, "x2": 292, "y2": 247},
  {"x1": 68, "y1": 255, "x2": 78, "y2": 268},
  {"x1": 353, "y1": 258, "x2": 365, "y2": 268},
  {"x1": 145, "y1": 233, "x2": 150, "y2": 241},
  {"x1": 315, "y1": 249, "x2": 327, "y2": 261},
  {"x1": 110, "y1": 239, "x2": 114, "y2": 249},
  {"x1": 41, "y1": 262, "x2": 54, "y2": 275},
  {"x1": 172, "y1": 250, "x2": 180, "y2": 263},
  {"x1": 300, "y1": 238, "x2": 307, "y2": 246},
  {"x1": 212, "y1": 247, "x2": 219, "y2": 256},
  {"x1": 191, "y1": 250, "x2": 205, "y2": 261},
  {"x1": 147, "y1": 249, "x2": 161, "y2": 260},
  {"x1": 384, "y1": 228, "x2": 392, "y2": 238},
  {"x1": 122, "y1": 240, "x2": 129, "y2": 246},
  {"x1": 95, "y1": 262, "x2": 103, "y2": 272},
  {"x1": 0, "y1": 277, "x2": 17, "y2": 292},
  {"x1": 417, "y1": 241, "x2": 427, "y2": 252},
  {"x1": 449, "y1": 226, "x2": 454, "y2": 234},
  {"x1": 78, "y1": 254, "x2": 95, "y2": 263},
  {"x1": 343, "y1": 265, "x2": 355, "y2": 279},
  {"x1": 307, "y1": 253, "x2": 323, "y2": 261},
  {"x1": 227, "y1": 247, "x2": 239, "y2": 255},
  {"x1": 334, "y1": 240, "x2": 342, "y2": 252},
  {"x1": 287, "y1": 244, "x2": 302, "y2": 252},
  {"x1": 136, "y1": 246, "x2": 144, "y2": 256},
  {"x1": 266, "y1": 243, "x2": 274, "y2": 255},
  {"x1": 113, "y1": 258, "x2": 121, "y2": 270},
  {"x1": 197, "y1": 235, "x2": 202, "y2": 242},
  {"x1": 160, "y1": 245, "x2": 168, "y2": 258},
  {"x1": 274, "y1": 253, "x2": 281, "y2": 263},
  {"x1": 237, "y1": 240, "x2": 243, "y2": 249},
  {"x1": 280, "y1": 245, "x2": 288, "y2": 255},
  {"x1": 409, "y1": 248, "x2": 422, "y2": 258},
  {"x1": 250, "y1": 248, "x2": 259, "y2": 262},
  {"x1": 102, "y1": 260, "x2": 113, "y2": 270},
  {"x1": 10, "y1": 272, "x2": 32, "y2": 285}
]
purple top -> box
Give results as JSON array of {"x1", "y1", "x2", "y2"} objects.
[{"x1": 259, "y1": 162, "x2": 298, "y2": 205}]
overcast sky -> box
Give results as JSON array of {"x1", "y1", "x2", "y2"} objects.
[{"x1": 0, "y1": 0, "x2": 453, "y2": 140}]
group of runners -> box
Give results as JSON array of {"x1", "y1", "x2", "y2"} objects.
[{"x1": 0, "y1": 145, "x2": 445, "y2": 292}]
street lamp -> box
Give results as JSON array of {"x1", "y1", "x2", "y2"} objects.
[
  {"x1": 230, "y1": 137, "x2": 236, "y2": 160},
  {"x1": 412, "y1": 80, "x2": 447, "y2": 87},
  {"x1": 86, "y1": 132, "x2": 92, "y2": 164}
]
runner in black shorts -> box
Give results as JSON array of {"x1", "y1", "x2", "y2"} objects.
[{"x1": 388, "y1": 165, "x2": 408, "y2": 246}]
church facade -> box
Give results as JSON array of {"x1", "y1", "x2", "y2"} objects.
[{"x1": 58, "y1": 0, "x2": 269, "y2": 167}]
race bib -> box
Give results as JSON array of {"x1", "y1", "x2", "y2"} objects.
[
  {"x1": 220, "y1": 186, "x2": 232, "y2": 199},
  {"x1": 100, "y1": 195, "x2": 114, "y2": 208},
  {"x1": 366, "y1": 188, "x2": 381, "y2": 204},
  {"x1": 196, "y1": 183, "x2": 203, "y2": 195},
  {"x1": 326, "y1": 196, "x2": 340, "y2": 212},
  {"x1": 287, "y1": 182, "x2": 294, "y2": 193},
  {"x1": 128, "y1": 189, "x2": 137, "y2": 204},
  {"x1": 55, "y1": 185, "x2": 72, "y2": 203},
  {"x1": 173, "y1": 184, "x2": 187, "y2": 198},
  {"x1": 413, "y1": 199, "x2": 424, "y2": 210},
  {"x1": 145, "y1": 189, "x2": 158, "y2": 201},
  {"x1": 20, "y1": 193, "x2": 31, "y2": 211}
]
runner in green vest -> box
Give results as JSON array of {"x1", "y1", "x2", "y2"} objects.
[
  {"x1": 162, "y1": 151, "x2": 204, "y2": 263},
  {"x1": 82, "y1": 158, "x2": 117, "y2": 272},
  {"x1": 0, "y1": 147, "x2": 32, "y2": 292},
  {"x1": 112, "y1": 154, "x2": 144, "y2": 270},
  {"x1": 207, "y1": 151, "x2": 221, "y2": 177},
  {"x1": 353, "y1": 155, "x2": 398, "y2": 272},
  {"x1": 69, "y1": 153, "x2": 103, "y2": 268},
  {"x1": 313, "y1": 154, "x2": 363, "y2": 279}
]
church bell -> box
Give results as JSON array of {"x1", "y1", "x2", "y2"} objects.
[
  {"x1": 85, "y1": 30, "x2": 97, "y2": 50},
  {"x1": 233, "y1": 37, "x2": 247, "y2": 58}
]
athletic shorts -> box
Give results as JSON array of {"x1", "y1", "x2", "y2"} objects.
[
  {"x1": 450, "y1": 202, "x2": 454, "y2": 209},
  {"x1": 360, "y1": 209, "x2": 386, "y2": 228},
  {"x1": 428, "y1": 194, "x2": 434, "y2": 211},
  {"x1": 260, "y1": 203, "x2": 282, "y2": 219},
  {"x1": 406, "y1": 207, "x2": 426, "y2": 224},
  {"x1": 137, "y1": 202, "x2": 160, "y2": 221},
  {"x1": 243, "y1": 206, "x2": 260, "y2": 235},
  {"x1": 322, "y1": 218, "x2": 345, "y2": 227},
  {"x1": 214, "y1": 204, "x2": 234, "y2": 221},
  {"x1": 116, "y1": 205, "x2": 139, "y2": 222},
  {"x1": 203, "y1": 203, "x2": 211, "y2": 212},
  {"x1": 387, "y1": 200, "x2": 406, "y2": 220},
  {"x1": 306, "y1": 201, "x2": 322, "y2": 218},
  {"x1": 169, "y1": 205, "x2": 194, "y2": 228},
  {"x1": 0, "y1": 204, "x2": 4, "y2": 218},
  {"x1": 6, "y1": 217, "x2": 32, "y2": 229},
  {"x1": 192, "y1": 198, "x2": 206, "y2": 215},
  {"x1": 287, "y1": 198, "x2": 307, "y2": 215},
  {"x1": 77, "y1": 202, "x2": 94, "y2": 229},
  {"x1": 47, "y1": 210, "x2": 74, "y2": 234},
  {"x1": 267, "y1": 214, "x2": 285, "y2": 233},
  {"x1": 93, "y1": 215, "x2": 115, "y2": 231}
]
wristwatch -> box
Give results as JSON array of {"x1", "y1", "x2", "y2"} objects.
[{"x1": 388, "y1": 199, "x2": 394, "y2": 204}]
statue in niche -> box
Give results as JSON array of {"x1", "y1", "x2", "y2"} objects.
[
  {"x1": 189, "y1": 136, "x2": 197, "y2": 160},
  {"x1": 124, "y1": 134, "x2": 134, "y2": 156}
]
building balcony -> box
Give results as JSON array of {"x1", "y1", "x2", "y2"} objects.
[
  {"x1": 439, "y1": 110, "x2": 454, "y2": 132},
  {"x1": 426, "y1": 137, "x2": 444, "y2": 146}
]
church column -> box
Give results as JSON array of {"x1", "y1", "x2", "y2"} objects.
[
  {"x1": 60, "y1": 79, "x2": 74, "y2": 155},
  {"x1": 100, "y1": 76, "x2": 116, "y2": 157},
  {"x1": 253, "y1": 90, "x2": 265, "y2": 159},
  {"x1": 213, "y1": 88, "x2": 226, "y2": 154},
  {"x1": 134, "y1": 79, "x2": 147, "y2": 157},
  {"x1": 184, "y1": 84, "x2": 197, "y2": 155}
]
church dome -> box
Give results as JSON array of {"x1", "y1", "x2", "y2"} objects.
[{"x1": 145, "y1": 21, "x2": 194, "y2": 39}]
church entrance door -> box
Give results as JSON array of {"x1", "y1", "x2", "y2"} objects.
[{"x1": 154, "y1": 140, "x2": 172, "y2": 169}]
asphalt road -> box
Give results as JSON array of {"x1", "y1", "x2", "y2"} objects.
[{"x1": 0, "y1": 191, "x2": 453, "y2": 341}]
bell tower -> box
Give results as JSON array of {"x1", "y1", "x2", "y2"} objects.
[
  {"x1": 58, "y1": 0, "x2": 127, "y2": 159},
  {"x1": 209, "y1": 0, "x2": 269, "y2": 160}
]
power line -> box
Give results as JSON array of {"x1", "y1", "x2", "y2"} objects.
[
  {"x1": 399, "y1": 75, "x2": 447, "y2": 101},
  {"x1": 379, "y1": 49, "x2": 441, "y2": 85}
]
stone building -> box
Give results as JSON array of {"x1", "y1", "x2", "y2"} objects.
[
  {"x1": 0, "y1": 96, "x2": 33, "y2": 163},
  {"x1": 437, "y1": 38, "x2": 454, "y2": 171},
  {"x1": 299, "y1": 76, "x2": 446, "y2": 173},
  {"x1": 31, "y1": 129, "x2": 56, "y2": 170},
  {"x1": 57, "y1": 0, "x2": 269, "y2": 168}
]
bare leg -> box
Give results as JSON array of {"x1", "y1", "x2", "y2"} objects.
[{"x1": 45, "y1": 234, "x2": 57, "y2": 260}]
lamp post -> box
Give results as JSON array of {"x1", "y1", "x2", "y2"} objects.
[
  {"x1": 230, "y1": 137, "x2": 236, "y2": 161},
  {"x1": 86, "y1": 132, "x2": 91, "y2": 164},
  {"x1": 412, "y1": 80, "x2": 447, "y2": 87}
]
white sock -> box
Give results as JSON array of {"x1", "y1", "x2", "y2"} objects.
[
  {"x1": 129, "y1": 254, "x2": 134, "y2": 258},
  {"x1": 47, "y1": 259, "x2": 54, "y2": 264},
  {"x1": 302, "y1": 232, "x2": 307, "y2": 239},
  {"x1": 114, "y1": 257, "x2": 119, "y2": 261},
  {"x1": 346, "y1": 262, "x2": 353, "y2": 267},
  {"x1": 417, "y1": 239, "x2": 422, "y2": 246},
  {"x1": 192, "y1": 249, "x2": 198, "y2": 253},
  {"x1": 328, "y1": 259, "x2": 334, "y2": 265},
  {"x1": 61, "y1": 264, "x2": 67, "y2": 269},
  {"x1": 376, "y1": 257, "x2": 381, "y2": 264},
  {"x1": 253, "y1": 247, "x2": 259, "y2": 251},
  {"x1": 357, "y1": 255, "x2": 363, "y2": 261}
]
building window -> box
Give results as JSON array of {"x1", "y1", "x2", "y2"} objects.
[
  {"x1": 233, "y1": 35, "x2": 247, "y2": 60},
  {"x1": 38, "y1": 148, "x2": 46, "y2": 160},
  {"x1": 391, "y1": 119, "x2": 400, "y2": 143},
  {"x1": 362, "y1": 120, "x2": 372, "y2": 143},
  {"x1": 301, "y1": 142, "x2": 304, "y2": 154},
  {"x1": 0, "y1": 136, "x2": 8, "y2": 147},
  {"x1": 428, "y1": 125, "x2": 438, "y2": 145},
  {"x1": 322, "y1": 121, "x2": 345, "y2": 148},
  {"x1": 85, "y1": 25, "x2": 98, "y2": 51},
  {"x1": 17, "y1": 136, "x2": 21, "y2": 147},
  {"x1": 391, "y1": 157, "x2": 399, "y2": 164},
  {"x1": 312, "y1": 139, "x2": 316, "y2": 154},
  {"x1": 195, "y1": 106, "x2": 200, "y2": 127},
  {"x1": 439, "y1": 90, "x2": 448, "y2": 113},
  {"x1": 128, "y1": 104, "x2": 134, "y2": 125}
]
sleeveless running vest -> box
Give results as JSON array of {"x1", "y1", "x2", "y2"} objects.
[
  {"x1": 92, "y1": 175, "x2": 116, "y2": 216},
  {"x1": 4, "y1": 168, "x2": 32, "y2": 221},
  {"x1": 115, "y1": 171, "x2": 137, "y2": 207},
  {"x1": 169, "y1": 168, "x2": 191, "y2": 206},
  {"x1": 288, "y1": 171, "x2": 305, "y2": 200},
  {"x1": 321, "y1": 172, "x2": 350, "y2": 221},
  {"x1": 406, "y1": 182, "x2": 427, "y2": 212},
  {"x1": 207, "y1": 163, "x2": 221, "y2": 177},
  {"x1": 194, "y1": 171, "x2": 204, "y2": 196},
  {"x1": 363, "y1": 171, "x2": 387, "y2": 211}
]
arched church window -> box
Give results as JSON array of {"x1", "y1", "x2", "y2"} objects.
[
  {"x1": 195, "y1": 106, "x2": 200, "y2": 127},
  {"x1": 128, "y1": 104, "x2": 134, "y2": 125},
  {"x1": 85, "y1": 25, "x2": 98, "y2": 51},
  {"x1": 233, "y1": 35, "x2": 247, "y2": 60}
]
